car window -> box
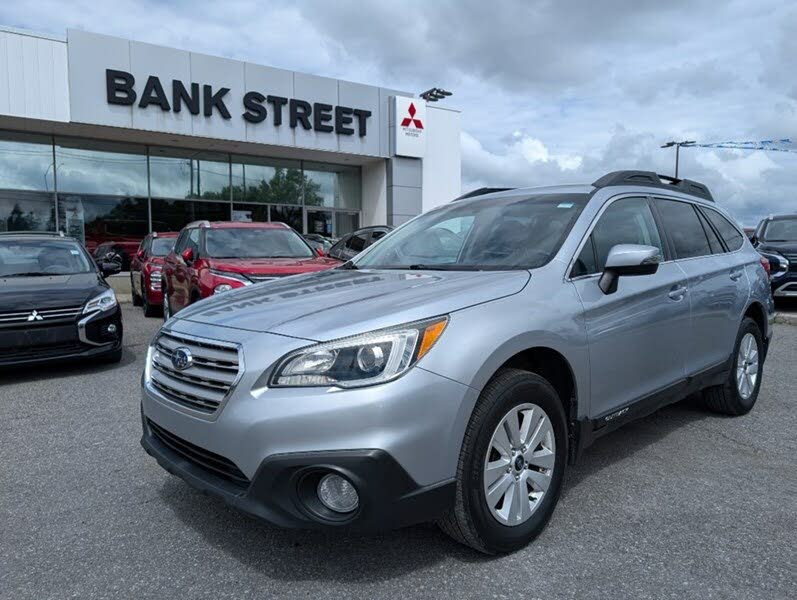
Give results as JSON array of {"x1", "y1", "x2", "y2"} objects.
[
  {"x1": 173, "y1": 230, "x2": 189, "y2": 254},
  {"x1": 572, "y1": 237, "x2": 598, "y2": 277},
  {"x1": 187, "y1": 229, "x2": 200, "y2": 256},
  {"x1": 696, "y1": 210, "x2": 724, "y2": 254},
  {"x1": 204, "y1": 228, "x2": 314, "y2": 258},
  {"x1": 703, "y1": 208, "x2": 745, "y2": 250},
  {"x1": 581, "y1": 197, "x2": 663, "y2": 275},
  {"x1": 656, "y1": 200, "x2": 713, "y2": 259},
  {"x1": 151, "y1": 238, "x2": 175, "y2": 256},
  {"x1": 0, "y1": 239, "x2": 94, "y2": 277},
  {"x1": 345, "y1": 233, "x2": 368, "y2": 253},
  {"x1": 371, "y1": 230, "x2": 388, "y2": 242}
]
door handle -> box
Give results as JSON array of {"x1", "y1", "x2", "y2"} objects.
[
  {"x1": 730, "y1": 270, "x2": 744, "y2": 281},
  {"x1": 668, "y1": 285, "x2": 687, "y2": 301}
]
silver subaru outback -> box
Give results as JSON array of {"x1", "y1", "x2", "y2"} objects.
[{"x1": 140, "y1": 170, "x2": 773, "y2": 554}]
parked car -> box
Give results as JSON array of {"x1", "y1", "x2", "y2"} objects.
[
  {"x1": 0, "y1": 231, "x2": 123, "y2": 367},
  {"x1": 91, "y1": 240, "x2": 140, "y2": 272},
  {"x1": 131, "y1": 232, "x2": 179, "y2": 317},
  {"x1": 303, "y1": 233, "x2": 336, "y2": 255},
  {"x1": 141, "y1": 171, "x2": 772, "y2": 554},
  {"x1": 327, "y1": 226, "x2": 392, "y2": 261},
  {"x1": 161, "y1": 221, "x2": 340, "y2": 318},
  {"x1": 752, "y1": 214, "x2": 797, "y2": 298}
]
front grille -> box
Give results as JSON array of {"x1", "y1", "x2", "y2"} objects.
[
  {"x1": 147, "y1": 418, "x2": 249, "y2": 486},
  {"x1": 0, "y1": 341, "x2": 84, "y2": 361},
  {"x1": 785, "y1": 255, "x2": 797, "y2": 272},
  {"x1": 0, "y1": 305, "x2": 83, "y2": 326},
  {"x1": 149, "y1": 330, "x2": 241, "y2": 414},
  {"x1": 247, "y1": 274, "x2": 290, "y2": 283}
]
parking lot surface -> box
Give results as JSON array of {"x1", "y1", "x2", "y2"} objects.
[{"x1": 2, "y1": 305, "x2": 796, "y2": 599}]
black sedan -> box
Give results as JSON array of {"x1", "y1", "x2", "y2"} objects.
[{"x1": 0, "y1": 232, "x2": 123, "y2": 367}]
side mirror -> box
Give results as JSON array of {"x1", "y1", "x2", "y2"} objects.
[
  {"x1": 315, "y1": 247, "x2": 324, "y2": 257},
  {"x1": 181, "y1": 247, "x2": 194, "y2": 264},
  {"x1": 598, "y1": 244, "x2": 661, "y2": 295},
  {"x1": 100, "y1": 261, "x2": 121, "y2": 277},
  {"x1": 136, "y1": 249, "x2": 145, "y2": 260}
]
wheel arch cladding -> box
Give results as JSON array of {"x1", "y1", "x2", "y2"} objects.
[{"x1": 744, "y1": 301, "x2": 767, "y2": 337}]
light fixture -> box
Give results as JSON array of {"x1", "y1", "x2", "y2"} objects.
[{"x1": 420, "y1": 88, "x2": 453, "y2": 102}]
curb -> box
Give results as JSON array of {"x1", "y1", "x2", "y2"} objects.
[{"x1": 774, "y1": 312, "x2": 797, "y2": 326}]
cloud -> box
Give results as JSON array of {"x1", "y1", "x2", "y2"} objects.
[{"x1": 1, "y1": 0, "x2": 796, "y2": 226}]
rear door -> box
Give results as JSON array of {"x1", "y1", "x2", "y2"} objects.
[
  {"x1": 653, "y1": 199, "x2": 750, "y2": 374},
  {"x1": 571, "y1": 196, "x2": 691, "y2": 418}
]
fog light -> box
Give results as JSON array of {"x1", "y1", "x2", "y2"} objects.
[
  {"x1": 214, "y1": 284, "x2": 233, "y2": 294},
  {"x1": 317, "y1": 473, "x2": 359, "y2": 513},
  {"x1": 106, "y1": 324, "x2": 118, "y2": 335}
]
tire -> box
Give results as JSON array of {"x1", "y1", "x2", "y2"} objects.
[
  {"x1": 702, "y1": 317, "x2": 763, "y2": 416},
  {"x1": 142, "y1": 286, "x2": 160, "y2": 318},
  {"x1": 438, "y1": 368, "x2": 567, "y2": 554},
  {"x1": 131, "y1": 274, "x2": 142, "y2": 307}
]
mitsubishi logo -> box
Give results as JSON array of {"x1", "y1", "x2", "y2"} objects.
[
  {"x1": 27, "y1": 310, "x2": 43, "y2": 322},
  {"x1": 400, "y1": 102, "x2": 424, "y2": 129}
]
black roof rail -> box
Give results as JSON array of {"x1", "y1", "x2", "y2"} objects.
[
  {"x1": 453, "y1": 187, "x2": 514, "y2": 201},
  {"x1": 592, "y1": 170, "x2": 714, "y2": 202}
]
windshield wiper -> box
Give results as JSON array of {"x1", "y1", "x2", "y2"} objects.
[
  {"x1": 2, "y1": 272, "x2": 52, "y2": 278},
  {"x1": 339, "y1": 261, "x2": 359, "y2": 270},
  {"x1": 407, "y1": 264, "x2": 508, "y2": 271}
]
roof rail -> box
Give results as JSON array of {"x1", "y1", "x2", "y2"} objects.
[
  {"x1": 592, "y1": 170, "x2": 714, "y2": 202},
  {"x1": 0, "y1": 230, "x2": 65, "y2": 237},
  {"x1": 185, "y1": 220, "x2": 211, "y2": 228},
  {"x1": 453, "y1": 187, "x2": 514, "y2": 201}
]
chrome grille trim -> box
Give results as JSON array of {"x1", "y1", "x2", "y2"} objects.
[
  {"x1": 148, "y1": 329, "x2": 243, "y2": 416},
  {"x1": 0, "y1": 305, "x2": 84, "y2": 324}
]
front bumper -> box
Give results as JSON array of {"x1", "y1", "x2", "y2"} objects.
[
  {"x1": 140, "y1": 414, "x2": 454, "y2": 531},
  {"x1": 771, "y1": 272, "x2": 797, "y2": 297},
  {"x1": 0, "y1": 306, "x2": 122, "y2": 367}
]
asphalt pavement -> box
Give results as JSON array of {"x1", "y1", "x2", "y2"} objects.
[{"x1": 1, "y1": 305, "x2": 796, "y2": 599}]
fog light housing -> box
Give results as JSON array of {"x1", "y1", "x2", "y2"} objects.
[
  {"x1": 317, "y1": 473, "x2": 359, "y2": 513},
  {"x1": 106, "y1": 324, "x2": 118, "y2": 335}
]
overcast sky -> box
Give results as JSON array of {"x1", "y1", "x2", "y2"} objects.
[{"x1": 2, "y1": 0, "x2": 795, "y2": 225}]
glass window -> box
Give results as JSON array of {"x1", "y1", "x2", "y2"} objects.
[
  {"x1": 0, "y1": 132, "x2": 55, "y2": 192},
  {"x1": 233, "y1": 203, "x2": 269, "y2": 223},
  {"x1": 0, "y1": 238, "x2": 93, "y2": 277},
  {"x1": 703, "y1": 208, "x2": 746, "y2": 250},
  {"x1": 55, "y1": 139, "x2": 147, "y2": 196},
  {"x1": 151, "y1": 237, "x2": 175, "y2": 256},
  {"x1": 591, "y1": 197, "x2": 663, "y2": 270},
  {"x1": 356, "y1": 194, "x2": 588, "y2": 270},
  {"x1": 571, "y1": 237, "x2": 598, "y2": 277},
  {"x1": 345, "y1": 232, "x2": 368, "y2": 253},
  {"x1": 270, "y1": 205, "x2": 303, "y2": 232},
  {"x1": 149, "y1": 148, "x2": 230, "y2": 200},
  {"x1": 656, "y1": 199, "x2": 712, "y2": 259},
  {"x1": 335, "y1": 212, "x2": 360, "y2": 237},
  {"x1": 150, "y1": 198, "x2": 231, "y2": 233},
  {"x1": 371, "y1": 229, "x2": 388, "y2": 241},
  {"x1": 0, "y1": 190, "x2": 56, "y2": 232},
  {"x1": 57, "y1": 194, "x2": 148, "y2": 260},
  {"x1": 696, "y1": 210, "x2": 724, "y2": 254},
  {"x1": 762, "y1": 218, "x2": 797, "y2": 242},
  {"x1": 204, "y1": 227, "x2": 314, "y2": 258},
  {"x1": 307, "y1": 209, "x2": 333, "y2": 236},
  {"x1": 304, "y1": 162, "x2": 361, "y2": 209},
  {"x1": 231, "y1": 157, "x2": 302, "y2": 204}
]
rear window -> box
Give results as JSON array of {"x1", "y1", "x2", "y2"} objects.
[
  {"x1": 204, "y1": 228, "x2": 313, "y2": 259},
  {"x1": 656, "y1": 200, "x2": 712, "y2": 259},
  {"x1": 703, "y1": 208, "x2": 745, "y2": 251}
]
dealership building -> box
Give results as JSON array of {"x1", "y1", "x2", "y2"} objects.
[{"x1": 0, "y1": 26, "x2": 461, "y2": 250}]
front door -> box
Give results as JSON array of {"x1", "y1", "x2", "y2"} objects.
[{"x1": 570, "y1": 196, "x2": 691, "y2": 418}]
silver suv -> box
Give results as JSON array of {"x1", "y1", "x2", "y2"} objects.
[{"x1": 140, "y1": 170, "x2": 773, "y2": 554}]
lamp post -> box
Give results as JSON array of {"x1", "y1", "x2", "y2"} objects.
[
  {"x1": 419, "y1": 88, "x2": 453, "y2": 102},
  {"x1": 660, "y1": 140, "x2": 696, "y2": 178}
]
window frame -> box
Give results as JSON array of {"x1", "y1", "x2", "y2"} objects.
[
  {"x1": 567, "y1": 194, "x2": 670, "y2": 280},
  {"x1": 698, "y1": 205, "x2": 746, "y2": 253},
  {"x1": 650, "y1": 197, "x2": 731, "y2": 262}
]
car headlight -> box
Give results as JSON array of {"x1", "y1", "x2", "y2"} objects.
[
  {"x1": 83, "y1": 288, "x2": 118, "y2": 314},
  {"x1": 210, "y1": 269, "x2": 252, "y2": 285},
  {"x1": 214, "y1": 284, "x2": 234, "y2": 294},
  {"x1": 270, "y1": 316, "x2": 448, "y2": 388}
]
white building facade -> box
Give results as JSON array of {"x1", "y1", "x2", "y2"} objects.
[{"x1": 0, "y1": 27, "x2": 460, "y2": 251}]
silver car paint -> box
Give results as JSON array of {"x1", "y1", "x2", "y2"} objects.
[{"x1": 142, "y1": 183, "x2": 773, "y2": 489}]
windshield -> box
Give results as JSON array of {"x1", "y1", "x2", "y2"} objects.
[
  {"x1": 0, "y1": 239, "x2": 94, "y2": 277},
  {"x1": 353, "y1": 193, "x2": 589, "y2": 270},
  {"x1": 151, "y1": 238, "x2": 175, "y2": 256},
  {"x1": 764, "y1": 219, "x2": 797, "y2": 241},
  {"x1": 205, "y1": 228, "x2": 314, "y2": 259}
]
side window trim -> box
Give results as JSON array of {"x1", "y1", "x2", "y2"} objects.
[
  {"x1": 694, "y1": 206, "x2": 727, "y2": 253},
  {"x1": 650, "y1": 196, "x2": 714, "y2": 261},
  {"x1": 567, "y1": 193, "x2": 667, "y2": 279},
  {"x1": 699, "y1": 205, "x2": 745, "y2": 254}
]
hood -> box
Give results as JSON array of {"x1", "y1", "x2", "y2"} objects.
[
  {"x1": 178, "y1": 268, "x2": 530, "y2": 341},
  {"x1": 206, "y1": 257, "x2": 340, "y2": 277},
  {"x1": 0, "y1": 272, "x2": 106, "y2": 310},
  {"x1": 758, "y1": 241, "x2": 797, "y2": 256}
]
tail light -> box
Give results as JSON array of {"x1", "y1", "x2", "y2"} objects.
[{"x1": 759, "y1": 256, "x2": 771, "y2": 278}]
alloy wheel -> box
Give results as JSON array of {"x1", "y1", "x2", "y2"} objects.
[
  {"x1": 483, "y1": 402, "x2": 555, "y2": 526},
  {"x1": 736, "y1": 332, "x2": 759, "y2": 400}
]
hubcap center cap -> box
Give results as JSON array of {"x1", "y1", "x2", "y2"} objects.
[{"x1": 513, "y1": 455, "x2": 525, "y2": 472}]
